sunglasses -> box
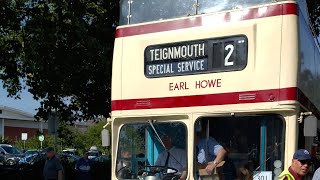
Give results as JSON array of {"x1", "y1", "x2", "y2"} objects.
[{"x1": 298, "y1": 160, "x2": 312, "y2": 166}]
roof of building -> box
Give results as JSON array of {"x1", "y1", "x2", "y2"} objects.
[{"x1": 0, "y1": 106, "x2": 35, "y2": 121}]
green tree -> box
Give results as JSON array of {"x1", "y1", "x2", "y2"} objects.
[
  {"x1": 72, "y1": 129, "x2": 86, "y2": 153},
  {"x1": 14, "y1": 120, "x2": 109, "y2": 153},
  {"x1": 57, "y1": 121, "x2": 86, "y2": 151},
  {"x1": 307, "y1": 0, "x2": 320, "y2": 35},
  {"x1": 22, "y1": 0, "x2": 119, "y2": 121},
  {"x1": 0, "y1": 0, "x2": 119, "y2": 122},
  {"x1": 15, "y1": 135, "x2": 56, "y2": 150},
  {"x1": 58, "y1": 121, "x2": 76, "y2": 148},
  {"x1": 15, "y1": 136, "x2": 43, "y2": 150},
  {"x1": 0, "y1": 0, "x2": 319, "y2": 123},
  {"x1": 0, "y1": 136, "x2": 12, "y2": 144},
  {"x1": 83, "y1": 120, "x2": 106, "y2": 149},
  {"x1": 0, "y1": 0, "x2": 24, "y2": 96}
]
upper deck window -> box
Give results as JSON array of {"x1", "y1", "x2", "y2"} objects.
[
  {"x1": 120, "y1": 0, "x2": 289, "y2": 25},
  {"x1": 198, "y1": 0, "x2": 272, "y2": 14},
  {"x1": 119, "y1": 0, "x2": 196, "y2": 25}
]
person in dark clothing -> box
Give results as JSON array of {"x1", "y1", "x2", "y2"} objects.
[
  {"x1": 75, "y1": 150, "x2": 93, "y2": 180},
  {"x1": 43, "y1": 147, "x2": 64, "y2": 180}
]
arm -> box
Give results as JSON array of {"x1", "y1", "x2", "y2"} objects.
[
  {"x1": 180, "y1": 170, "x2": 187, "y2": 180},
  {"x1": 75, "y1": 159, "x2": 81, "y2": 177},
  {"x1": 58, "y1": 170, "x2": 63, "y2": 180},
  {"x1": 55, "y1": 158, "x2": 64, "y2": 180},
  {"x1": 178, "y1": 149, "x2": 187, "y2": 179},
  {"x1": 205, "y1": 138, "x2": 227, "y2": 174},
  {"x1": 212, "y1": 146, "x2": 227, "y2": 165},
  {"x1": 205, "y1": 147, "x2": 227, "y2": 174},
  {"x1": 75, "y1": 159, "x2": 79, "y2": 171}
]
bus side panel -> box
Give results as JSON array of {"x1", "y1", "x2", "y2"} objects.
[
  {"x1": 297, "y1": 5, "x2": 320, "y2": 112},
  {"x1": 280, "y1": 15, "x2": 299, "y2": 91},
  {"x1": 316, "y1": 50, "x2": 320, "y2": 102}
]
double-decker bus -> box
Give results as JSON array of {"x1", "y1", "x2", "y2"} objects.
[{"x1": 110, "y1": 0, "x2": 320, "y2": 179}]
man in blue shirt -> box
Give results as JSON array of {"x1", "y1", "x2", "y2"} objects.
[
  {"x1": 195, "y1": 132, "x2": 227, "y2": 173},
  {"x1": 43, "y1": 147, "x2": 64, "y2": 180},
  {"x1": 75, "y1": 150, "x2": 93, "y2": 180},
  {"x1": 195, "y1": 131, "x2": 236, "y2": 180}
]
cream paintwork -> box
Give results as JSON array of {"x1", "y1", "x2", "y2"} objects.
[
  {"x1": 110, "y1": 1, "x2": 316, "y2": 179},
  {"x1": 283, "y1": 114, "x2": 299, "y2": 171},
  {"x1": 112, "y1": 15, "x2": 287, "y2": 116},
  {"x1": 116, "y1": 17, "x2": 281, "y2": 99},
  {"x1": 280, "y1": 16, "x2": 299, "y2": 89},
  {"x1": 110, "y1": 111, "x2": 298, "y2": 180}
]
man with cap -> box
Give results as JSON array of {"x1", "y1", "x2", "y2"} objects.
[
  {"x1": 278, "y1": 149, "x2": 313, "y2": 180},
  {"x1": 75, "y1": 150, "x2": 93, "y2": 180},
  {"x1": 43, "y1": 147, "x2": 64, "y2": 180}
]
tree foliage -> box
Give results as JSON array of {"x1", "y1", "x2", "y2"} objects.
[
  {"x1": 81, "y1": 120, "x2": 107, "y2": 150},
  {"x1": 0, "y1": 0, "x2": 319, "y2": 122},
  {"x1": 15, "y1": 134, "x2": 55, "y2": 150},
  {"x1": 0, "y1": 1, "x2": 24, "y2": 96},
  {"x1": 15, "y1": 120, "x2": 109, "y2": 154},
  {"x1": 1, "y1": 0, "x2": 119, "y2": 121},
  {"x1": 307, "y1": 0, "x2": 320, "y2": 36}
]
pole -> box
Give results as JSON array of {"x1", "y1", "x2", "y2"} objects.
[
  {"x1": 24, "y1": 140, "x2": 25, "y2": 150},
  {"x1": 51, "y1": 112, "x2": 58, "y2": 152},
  {"x1": 2, "y1": 118, "x2": 4, "y2": 142},
  {"x1": 54, "y1": 129, "x2": 57, "y2": 152},
  {"x1": 41, "y1": 141, "x2": 43, "y2": 149},
  {"x1": 40, "y1": 120, "x2": 43, "y2": 133}
]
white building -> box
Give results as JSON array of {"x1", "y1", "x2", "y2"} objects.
[{"x1": 0, "y1": 106, "x2": 48, "y2": 142}]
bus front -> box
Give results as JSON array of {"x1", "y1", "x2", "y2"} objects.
[{"x1": 111, "y1": 0, "x2": 302, "y2": 179}]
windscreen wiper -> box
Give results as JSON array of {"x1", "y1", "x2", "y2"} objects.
[{"x1": 148, "y1": 120, "x2": 167, "y2": 150}]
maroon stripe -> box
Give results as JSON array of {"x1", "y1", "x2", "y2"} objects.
[
  {"x1": 116, "y1": 3, "x2": 297, "y2": 38},
  {"x1": 111, "y1": 87, "x2": 297, "y2": 111}
]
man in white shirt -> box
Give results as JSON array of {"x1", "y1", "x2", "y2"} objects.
[
  {"x1": 155, "y1": 134, "x2": 187, "y2": 179},
  {"x1": 116, "y1": 149, "x2": 132, "y2": 179}
]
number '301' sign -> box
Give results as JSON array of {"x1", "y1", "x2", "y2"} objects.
[{"x1": 253, "y1": 171, "x2": 272, "y2": 180}]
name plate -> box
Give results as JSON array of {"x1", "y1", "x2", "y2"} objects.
[{"x1": 144, "y1": 35, "x2": 248, "y2": 78}]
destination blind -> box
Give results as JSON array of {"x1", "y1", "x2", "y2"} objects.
[{"x1": 144, "y1": 35, "x2": 248, "y2": 78}]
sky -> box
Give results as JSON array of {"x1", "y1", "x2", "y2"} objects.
[{"x1": 0, "y1": 82, "x2": 39, "y2": 115}]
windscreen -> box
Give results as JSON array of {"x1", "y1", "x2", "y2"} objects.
[
  {"x1": 1, "y1": 146, "x2": 22, "y2": 154},
  {"x1": 116, "y1": 122, "x2": 187, "y2": 179}
]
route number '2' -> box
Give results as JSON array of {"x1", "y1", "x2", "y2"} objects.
[{"x1": 224, "y1": 44, "x2": 234, "y2": 66}]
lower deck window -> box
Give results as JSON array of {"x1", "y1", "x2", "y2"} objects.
[{"x1": 194, "y1": 115, "x2": 285, "y2": 180}]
